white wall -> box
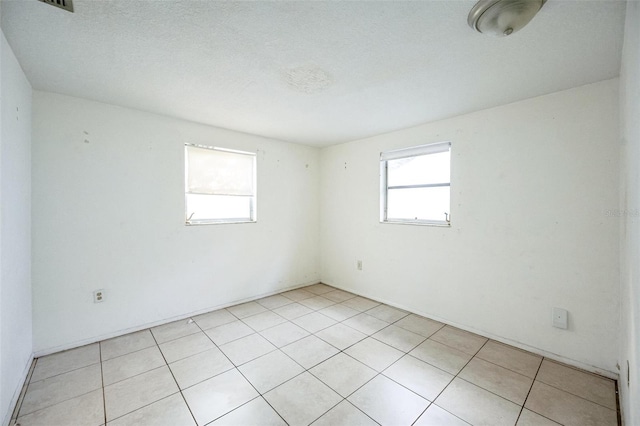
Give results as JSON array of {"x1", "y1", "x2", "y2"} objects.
[
  {"x1": 32, "y1": 92, "x2": 320, "y2": 354},
  {"x1": 619, "y1": 1, "x2": 640, "y2": 424},
  {"x1": 320, "y1": 79, "x2": 620, "y2": 375},
  {"x1": 0, "y1": 31, "x2": 33, "y2": 426}
]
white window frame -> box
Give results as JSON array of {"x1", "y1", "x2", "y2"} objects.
[
  {"x1": 380, "y1": 141, "x2": 451, "y2": 226},
  {"x1": 184, "y1": 143, "x2": 257, "y2": 225}
]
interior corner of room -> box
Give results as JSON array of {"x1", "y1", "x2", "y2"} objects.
[{"x1": 0, "y1": 0, "x2": 639, "y2": 425}]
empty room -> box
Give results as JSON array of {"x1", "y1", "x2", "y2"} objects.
[{"x1": 1, "y1": 0, "x2": 639, "y2": 425}]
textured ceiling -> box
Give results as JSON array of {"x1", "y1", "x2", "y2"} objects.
[{"x1": 1, "y1": 0, "x2": 626, "y2": 146}]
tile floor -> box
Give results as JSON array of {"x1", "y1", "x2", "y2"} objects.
[{"x1": 12, "y1": 284, "x2": 620, "y2": 426}]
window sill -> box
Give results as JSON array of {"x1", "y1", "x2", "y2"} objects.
[
  {"x1": 186, "y1": 220, "x2": 257, "y2": 226},
  {"x1": 381, "y1": 220, "x2": 451, "y2": 227}
]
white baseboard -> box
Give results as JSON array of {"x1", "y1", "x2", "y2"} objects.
[{"x1": 3, "y1": 354, "x2": 35, "y2": 426}]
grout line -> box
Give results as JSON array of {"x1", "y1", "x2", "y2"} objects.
[
  {"x1": 516, "y1": 358, "x2": 546, "y2": 424},
  {"x1": 420, "y1": 339, "x2": 490, "y2": 419},
  {"x1": 473, "y1": 352, "x2": 541, "y2": 380},
  {"x1": 24, "y1": 360, "x2": 102, "y2": 385},
  {"x1": 10, "y1": 357, "x2": 37, "y2": 423},
  {"x1": 99, "y1": 342, "x2": 107, "y2": 425},
  {"x1": 615, "y1": 379, "x2": 622, "y2": 426},
  {"x1": 106, "y1": 391, "x2": 184, "y2": 424},
  {"x1": 201, "y1": 326, "x2": 291, "y2": 425},
  {"x1": 150, "y1": 327, "x2": 200, "y2": 426},
  {"x1": 101, "y1": 343, "x2": 157, "y2": 363},
  {"x1": 533, "y1": 376, "x2": 619, "y2": 413}
]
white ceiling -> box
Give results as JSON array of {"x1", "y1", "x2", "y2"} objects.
[{"x1": 1, "y1": 0, "x2": 626, "y2": 146}]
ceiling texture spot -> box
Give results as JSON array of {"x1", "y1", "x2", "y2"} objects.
[
  {"x1": 0, "y1": 0, "x2": 626, "y2": 146},
  {"x1": 283, "y1": 64, "x2": 333, "y2": 94}
]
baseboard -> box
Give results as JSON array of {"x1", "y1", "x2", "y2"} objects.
[
  {"x1": 3, "y1": 354, "x2": 35, "y2": 426},
  {"x1": 33, "y1": 279, "x2": 320, "y2": 358},
  {"x1": 322, "y1": 281, "x2": 619, "y2": 380}
]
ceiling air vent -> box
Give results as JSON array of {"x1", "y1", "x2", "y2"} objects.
[{"x1": 38, "y1": 0, "x2": 74, "y2": 13}]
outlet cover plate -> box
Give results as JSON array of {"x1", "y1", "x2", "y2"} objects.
[{"x1": 552, "y1": 307, "x2": 568, "y2": 329}]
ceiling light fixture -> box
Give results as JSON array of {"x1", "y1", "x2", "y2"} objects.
[{"x1": 468, "y1": 0, "x2": 546, "y2": 37}]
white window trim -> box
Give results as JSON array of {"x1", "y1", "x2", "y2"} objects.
[
  {"x1": 380, "y1": 141, "x2": 451, "y2": 227},
  {"x1": 185, "y1": 143, "x2": 257, "y2": 225}
]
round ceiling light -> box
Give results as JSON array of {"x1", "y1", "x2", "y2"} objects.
[{"x1": 468, "y1": 0, "x2": 546, "y2": 37}]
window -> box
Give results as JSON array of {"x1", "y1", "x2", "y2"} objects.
[
  {"x1": 380, "y1": 142, "x2": 451, "y2": 225},
  {"x1": 185, "y1": 144, "x2": 256, "y2": 224}
]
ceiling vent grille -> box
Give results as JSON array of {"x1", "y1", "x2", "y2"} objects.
[{"x1": 38, "y1": 0, "x2": 74, "y2": 13}]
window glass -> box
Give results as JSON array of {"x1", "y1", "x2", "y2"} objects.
[
  {"x1": 381, "y1": 142, "x2": 451, "y2": 225},
  {"x1": 185, "y1": 145, "x2": 256, "y2": 224}
]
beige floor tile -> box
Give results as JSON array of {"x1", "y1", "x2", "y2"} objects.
[
  {"x1": 281, "y1": 289, "x2": 316, "y2": 302},
  {"x1": 260, "y1": 322, "x2": 310, "y2": 347},
  {"x1": 318, "y1": 304, "x2": 360, "y2": 321},
  {"x1": 227, "y1": 301, "x2": 268, "y2": 319},
  {"x1": 192, "y1": 309, "x2": 236, "y2": 331},
  {"x1": 394, "y1": 314, "x2": 445, "y2": 338},
  {"x1": 384, "y1": 355, "x2": 454, "y2": 401},
  {"x1": 343, "y1": 313, "x2": 389, "y2": 335},
  {"x1": 17, "y1": 389, "x2": 104, "y2": 426},
  {"x1": 183, "y1": 369, "x2": 259, "y2": 425},
  {"x1": 101, "y1": 330, "x2": 156, "y2": 362},
  {"x1": 104, "y1": 366, "x2": 179, "y2": 421},
  {"x1": 107, "y1": 393, "x2": 195, "y2": 426},
  {"x1": 102, "y1": 346, "x2": 166, "y2": 386},
  {"x1": 366, "y1": 304, "x2": 409, "y2": 323},
  {"x1": 21, "y1": 364, "x2": 102, "y2": 415},
  {"x1": 475, "y1": 341, "x2": 542, "y2": 378},
  {"x1": 322, "y1": 289, "x2": 357, "y2": 303},
  {"x1": 299, "y1": 296, "x2": 336, "y2": 311},
  {"x1": 459, "y1": 357, "x2": 533, "y2": 405},
  {"x1": 169, "y1": 347, "x2": 234, "y2": 389},
  {"x1": 242, "y1": 311, "x2": 287, "y2": 332},
  {"x1": 304, "y1": 284, "x2": 335, "y2": 295},
  {"x1": 310, "y1": 353, "x2": 377, "y2": 397},
  {"x1": 435, "y1": 378, "x2": 521, "y2": 426},
  {"x1": 256, "y1": 294, "x2": 294, "y2": 310},
  {"x1": 210, "y1": 397, "x2": 286, "y2": 426},
  {"x1": 293, "y1": 312, "x2": 337, "y2": 333},
  {"x1": 516, "y1": 408, "x2": 561, "y2": 426},
  {"x1": 312, "y1": 400, "x2": 377, "y2": 426},
  {"x1": 239, "y1": 350, "x2": 304, "y2": 393},
  {"x1": 273, "y1": 302, "x2": 313, "y2": 320},
  {"x1": 524, "y1": 381, "x2": 617, "y2": 426},
  {"x1": 414, "y1": 404, "x2": 470, "y2": 426},
  {"x1": 340, "y1": 296, "x2": 381, "y2": 312},
  {"x1": 409, "y1": 340, "x2": 472, "y2": 375},
  {"x1": 348, "y1": 375, "x2": 429, "y2": 425},
  {"x1": 430, "y1": 326, "x2": 487, "y2": 355},
  {"x1": 345, "y1": 337, "x2": 404, "y2": 372},
  {"x1": 159, "y1": 332, "x2": 215, "y2": 363},
  {"x1": 31, "y1": 344, "x2": 100, "y2": 382},
  {"x1": 17, "y1": 289, "x2": 620, "y2": 426},
  {"x1": 219, "y1": 333, "x2": 277, "y2": 365},
  {"x1": 315, "y1": 323, "x2": 365, "y2": 350},
  {"x1": 535, "y1": 359, "x2": 616, "y2": 409},
  {"x1": 151, "y1": 319, "x2": 201, "y2": 344},
  {"x1": 264, "y1": 372, "x2": 342, "y2": 426},
  {"x1": 281, "y1": 335, "x2": 340, "y2": 369},
  {"x1": 373, "y1": 324, "x2": 426, "y2": 352},
  {"x1": 205, "y1": 320, "x2": 254, "y2": 346}
]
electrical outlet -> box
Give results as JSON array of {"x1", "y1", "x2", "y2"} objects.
[
  {"x1": 552, "y1": 307, "x2": 568, "y2": 329},
  {"x1": 357, "y1": 260, "x2": 363, "y2": 270},
  {"x1": 93, "y1": 289, "x2": 105, "y2": 303}
]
